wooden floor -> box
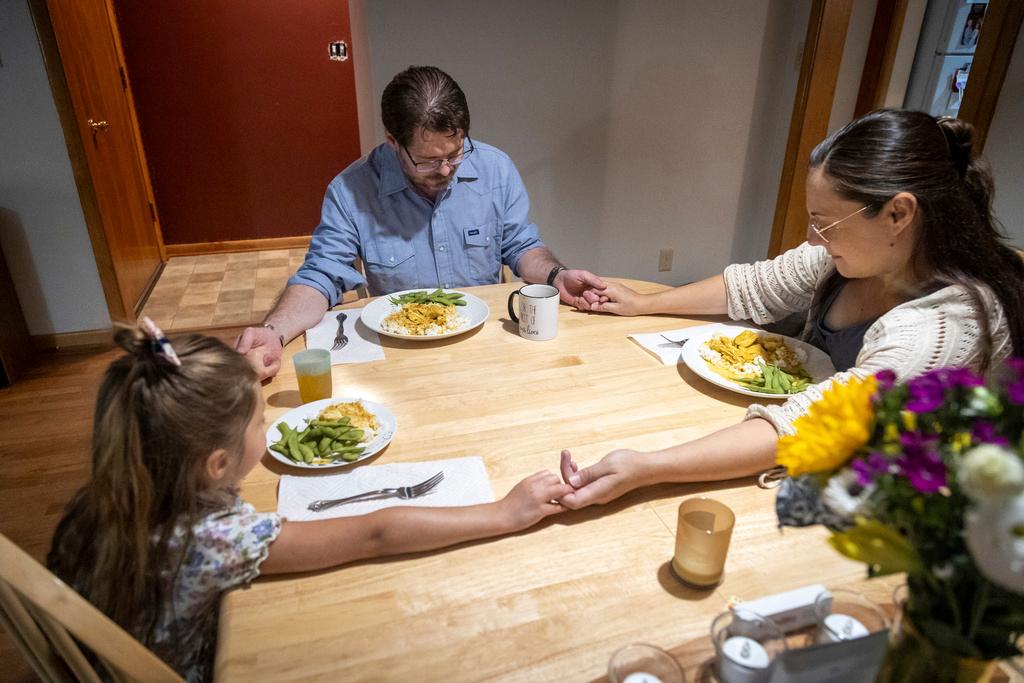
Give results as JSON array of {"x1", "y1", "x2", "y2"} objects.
[
  {"x1": 0, "y1": 330, "x2": 240, "y2": 682},
  {"x1": 140, "y1": 249, "x2": 306, "y2": 331}
]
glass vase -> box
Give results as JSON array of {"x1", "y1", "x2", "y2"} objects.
[{"x1": 877, "y1": 606, "x2": 997, "y2": 683}]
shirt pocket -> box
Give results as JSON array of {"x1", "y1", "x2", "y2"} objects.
[
  {"x1": 362, "y1": 240, "x2": 417, "y2": 295},
  {"x1": 463, "y1": 223, "x2": 500, "y2": 283}
]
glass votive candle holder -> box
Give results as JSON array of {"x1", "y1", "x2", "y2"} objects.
[
  {"x1": 813, "y1": 588, "x2": 890, "y2": 644},
  {"x1": 671, "y1": 497, "x2": 735, "y2": 588},
  {"x1": 711, "y1": 609, "x2": 787, "y2": 683},
  {"x1": 607, "y1": 643, "x2": 686, "y2": 683}
]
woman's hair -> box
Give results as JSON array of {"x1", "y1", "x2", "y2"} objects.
[
  {"x1": 807, "y1": 108, "x2": 1024, "y2": 370},
  {"x1": 47, "y1": 326, "x2": 259, "y2": 645}
]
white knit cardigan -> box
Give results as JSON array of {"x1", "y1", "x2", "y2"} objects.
[{"x1": 723, "y1": 242, "x2": 1011, "y2": 435}]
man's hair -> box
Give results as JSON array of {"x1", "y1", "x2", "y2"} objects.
[{"x1": 381, "y1": 66, "x2": 470, "y2": 147}]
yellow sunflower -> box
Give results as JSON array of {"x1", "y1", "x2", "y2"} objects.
[{"x1": 776, "y1": 374, "x2": 877, "y2": 476}]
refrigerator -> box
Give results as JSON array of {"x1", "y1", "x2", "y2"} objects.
[{"x1": 904, "y1": 0, "x2": 989, "y2": 117}]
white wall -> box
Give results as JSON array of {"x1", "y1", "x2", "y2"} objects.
[
  {"x1": 366, "y1": 1, "x2": 809, "y2": 284},
  {"x1": 0, "y1": 1, "x2": 110, "y2": 335},
  {"x1": 987, "y1": 35, "x2": 1024, "y2": 249}
]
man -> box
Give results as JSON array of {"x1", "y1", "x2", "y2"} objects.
[{"x1": 238, "y1": 66, "x2": 605, "y2": 379}]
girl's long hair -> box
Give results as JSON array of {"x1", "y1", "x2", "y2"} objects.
[
  {"x1": 807, "y1": 109, "x2": 1024, "y2": 371},
  {"x1": 47, "y1": 326, "x2": 258, "y2": 646}
]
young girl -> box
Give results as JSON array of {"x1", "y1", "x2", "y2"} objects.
[{"x1": 48, "y1": 323, "x2": 572, "y2": 682}]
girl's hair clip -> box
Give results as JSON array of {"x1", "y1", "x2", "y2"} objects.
[{"x1": 140, "y1": 316, "x2": 182, "y2": 367}]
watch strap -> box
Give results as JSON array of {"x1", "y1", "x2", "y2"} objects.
[
  {"x1": 546, "y1": 265, "x2": 567, "y2": 287},
  {"x1": 261, "y1": 322, "x2": 286, "y2": 348}
]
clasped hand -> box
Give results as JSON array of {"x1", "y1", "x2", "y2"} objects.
[{"x1": 554, "y1": 448, "x2": 645, "y2": 509}]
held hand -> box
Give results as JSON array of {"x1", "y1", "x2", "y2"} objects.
[
  {"x1": 501, "y1": 470, "x2": 575, "y2": 530},
  {"x1": 586, "y1": 281, "x2": 646, "y2": 316},
  {"x1": 555, "y1": 269, "x2": 608, "y2": 311},
  {"x1": 235, "y1": 326, "x2": 283, "y2": 381},
  {"x1": 557, "y1": 448, "x2": 645, "y2": 509}
]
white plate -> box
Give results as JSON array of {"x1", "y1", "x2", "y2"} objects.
[
  {"x1": 265, "y1": 397, "x2": 396, "y2": 469},
  {"x1": 681, "y1": 325, "x2": 836, "y2": 398},
  {"x1": 360, "y1": 289, "x2": 489, "y2": 340}
]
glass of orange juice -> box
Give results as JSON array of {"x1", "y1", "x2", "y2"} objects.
[{"x1": 293, "y1": 349, "x2": 332, "y2": 404}]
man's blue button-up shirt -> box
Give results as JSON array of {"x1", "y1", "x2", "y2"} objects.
[{"x1": 288, "y1": 139, "x2": 544, "y2": 306}]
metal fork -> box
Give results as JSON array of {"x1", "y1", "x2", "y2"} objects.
[
  {"x1": 307, "y1": 471, "x2": 445, "y2": 512},
  {"x1": 331, "y1": 312, "x2": 349, "y2": 351},
  {"x1": 660, "y1": 334, "x2": 688, "y2": 347}
]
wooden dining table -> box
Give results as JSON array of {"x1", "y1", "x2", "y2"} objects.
[{"x1": 214, "y1": 279, "x2": 900, "y2": 682}]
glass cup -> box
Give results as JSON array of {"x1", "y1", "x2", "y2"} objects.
[
  {"x1": 293, "y1": 348, "x2": 332, "y2": 403},
  {"x1": 607, "y1": 643, "x2": 686, "y2": 683},
  {"x1": 671, "y1": 497, "x2": 735, "y2": 588},
  {"x1": 814, "y1": 588, "x2": 890, "y2": 643},
  {"x1": 711, "y1": 609, "x2": 787, "y2": 683}
]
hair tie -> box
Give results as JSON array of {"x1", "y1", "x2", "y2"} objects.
[{"x1": 140, "y1": 316, "x2": 182, "y2": 367}]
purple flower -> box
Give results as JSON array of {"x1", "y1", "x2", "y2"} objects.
[
  {"x1": 971, "y1": 421, "x2": 1010, "y2": 446},
  {"x1": 874, "y1": 369, "x2": 896, "y2": 392},
  {"x1": 896, "y1": 431, "x2": 946, "y2": 494},
  {"x1": 1006, "y1": 358, "x2": 1024, "y2": 404},
  {"x1": 905, "y1": 368, "x2": 984, "y2": 413},
  {"x1": 852, "y1": 451, "x2": 890, "y2": 486}
]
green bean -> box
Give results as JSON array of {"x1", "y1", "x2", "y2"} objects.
[
  {"x1": 276, "y1": 422, "x2": 293, "y2": 438},
  {"x1": 286, "y1": 430, "x2": 302, "y2": 461}
]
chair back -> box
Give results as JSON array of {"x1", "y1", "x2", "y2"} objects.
[
  {"x1": 0, "y1": 533, "x2": 183, "y2": 683},
  {"x1": 340, "y1": 257, "x2": 370, "y2": 303}
]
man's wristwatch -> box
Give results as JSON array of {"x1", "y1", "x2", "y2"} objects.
[
  {"x1": 261, "y1": 322, "x2": 286, "y2": 349},
  {"x1": 546, "y1": 265, "x2": 567, "y2": 287}
]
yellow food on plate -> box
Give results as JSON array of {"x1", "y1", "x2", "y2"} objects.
[
  {"x1": 699, "y1": 329, "x2": 808, "y2": 381},
  {"x1": 318, "y1": 400, "x2": 379, "y2": 435},
  {"x1": 381, "y1": 302, "x2": 467, "y2": 336}
]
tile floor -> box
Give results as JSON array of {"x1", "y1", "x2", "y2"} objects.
[{"x1": 141, "y1": 249, "x2": 307, "y2": 331}]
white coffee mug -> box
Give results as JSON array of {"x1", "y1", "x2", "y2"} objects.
[{"x1": 507, "y1": 284, "x2": 559, "y2": 341}]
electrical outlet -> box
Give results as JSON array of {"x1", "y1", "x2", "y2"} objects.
[{"x1": 658, "y1": 248, "x2": 673, "y2": 272}]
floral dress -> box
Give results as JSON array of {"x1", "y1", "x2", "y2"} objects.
[{"x1": 152, "y1": 497, "x2": 281, "y2": 682}]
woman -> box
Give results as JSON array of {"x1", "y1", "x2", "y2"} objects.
[{"x1": 558, "y1": 109, "x2": 1024, "y2": 509}]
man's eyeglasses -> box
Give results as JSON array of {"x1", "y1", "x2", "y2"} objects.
[
  {"x1": 402, "y1": 137, "x2": 475, "y2": 173},
  {"x1": 809, "y1": 205, "x2": 870, "y2": 243}
]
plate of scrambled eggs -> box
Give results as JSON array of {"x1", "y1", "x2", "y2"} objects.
[
  {"x1": 360, "y1": 288, "x2": 490, "y2": 340},
  {"x1": 265, "y1": 398, "x2": 396, "y2": 469},
  {"x1": 681, "y1": 325, "x2": 835, "y2": 398}
]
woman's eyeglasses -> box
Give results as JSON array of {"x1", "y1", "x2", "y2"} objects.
[
  {"x1": 809, "y1": 205, "x2": 870, "y2": 243},
  {"x1": 403, "y1": 137, "x2": 475, "y2": 173}
]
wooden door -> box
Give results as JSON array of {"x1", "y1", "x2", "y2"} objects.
[
  {"x1": 45, "y1": 0, "x2": 165, "y2": 318},
  {"x1": 112, "y1": 1, "x2": 362, "y2": 250}
]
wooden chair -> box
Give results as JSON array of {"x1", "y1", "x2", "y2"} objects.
[
  {"x1": 0, "y1": 533, "x2": 182, "y2": 683},
  {"x1": 500, "y1": 264, "x2": 518, "y2": 284},
  {"x1": 340, "y1": 257, "x2": 370, "y2": 303}
]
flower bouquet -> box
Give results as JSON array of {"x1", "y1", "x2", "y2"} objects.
[{"x1": 773, "y1": 360, "x2": 1024, "y2": 678}]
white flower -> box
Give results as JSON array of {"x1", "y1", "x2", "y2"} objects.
[
  {"x1": 965, "y1": 495, "x2": 1024, "y2": 593},
  {"x1": 821, "y1": 469, "x2": 873, "y2": 520},
  {"x1": 958, "y1": 445, "x2": 1024, "y2": 501}
]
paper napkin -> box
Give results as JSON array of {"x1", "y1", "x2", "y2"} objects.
[
  {"x1": 629, "y1": 322, "x2": 758, "y2": 366},
  {"x1": 277, "y1": 456, "x2": 495, "y2": 520},
  {"x1": 304, "y1": 307, "x2": 385, "y2": 365}
]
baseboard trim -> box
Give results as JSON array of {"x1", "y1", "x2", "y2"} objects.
[
  {"x1": 166, "y1": 236, "x2": 311, "y2": 257},
  {"x1": 32, "y1": 329, "x2": 114, "y2": 351},
  {"x1": 32, "y1": 322, "x2": 255, "y2": 351}
]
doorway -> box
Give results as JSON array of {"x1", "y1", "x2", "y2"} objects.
[{"x1": 112, "y1": 0, "x2": 362, "y2": 253}]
